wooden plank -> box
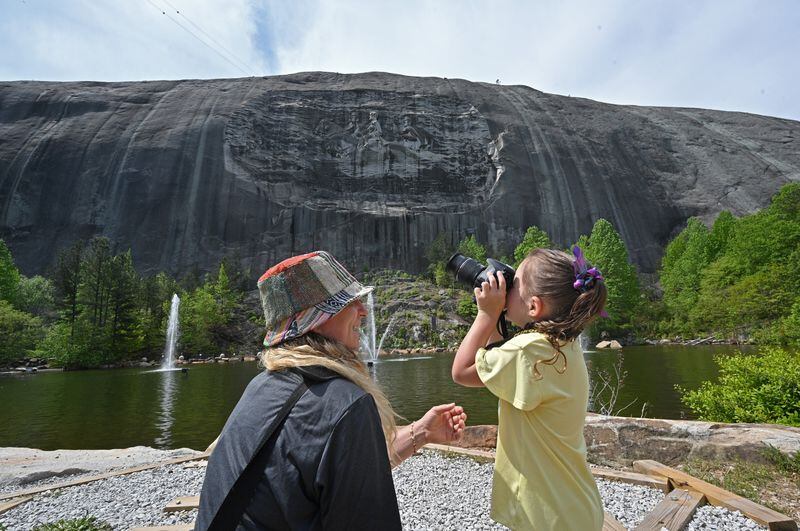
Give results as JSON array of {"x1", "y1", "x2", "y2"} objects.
[
  {"x1": 603, "y1": 511, "x2": 627, "y2": 531},
  {"x1": 0, "y1": 453, "x2": 209, "y2": 502},
  {"x1": 425, "y1": 443, "x2": 495, "y2": 459},
  {"x1": 634, "y1": 460, "x2": 797, "y2": 531},
  {"x1": 130, "y1": 525, "x2": 194, "y2": 531},
  {"x1": 592, "y1": 466, "x2": 671, "y2": 492},
  {"x1": 634, "y1": 488, "x2": 705, "y2": 530},
  {"x1": 0, "y1": 496, "x2": 32, "y2": 515},
  {"x1": 164, "y1": 495, "x2": 200, "y2": 512}
]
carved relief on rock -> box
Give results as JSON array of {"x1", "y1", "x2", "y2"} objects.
[{"x1": 227, "y1": 91, "x2": 496, "y2": 210}]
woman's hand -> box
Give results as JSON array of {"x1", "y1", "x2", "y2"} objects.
[
  {"x1": 416, "y1": 403, "x2": 467, "y2": 446},
  {"x1": 474, "y1": 271, "x2": 506, "y2": 320}
]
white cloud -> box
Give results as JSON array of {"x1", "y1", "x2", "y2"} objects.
[
  {"x1": 1, "y1": 0, "x2": 798, "y2": 120},
  {"x1": 0, "y1": 0, "x2": 268, "y2": 81},
  {"x1": 266, "y1": 0, "x2": 800, "y2": 120}
]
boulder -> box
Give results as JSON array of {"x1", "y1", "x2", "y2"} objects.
[
  {"x1": 609, "y1": 340, "x2": 623, "y2": 349},
  {"x1": 596, "y1": 341, "x2": 611, "y2": 349},
  {"x1": 583, "y1": 414, "x2": 800, "y2": 467},
  {"x1": 452, "y1": 416, "x2": 800, "y2": 468}
]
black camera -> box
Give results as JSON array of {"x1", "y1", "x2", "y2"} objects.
[{"x1": 445, "y1": 254, "x2": 516, "y2": 290}]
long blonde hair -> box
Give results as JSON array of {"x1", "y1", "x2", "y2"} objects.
[{"x1": 260, "y1": 332, "x2": 399, "y2": 464}]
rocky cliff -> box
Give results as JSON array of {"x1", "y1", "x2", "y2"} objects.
[{"x1": 1, "y1": 71, "x2": 798, "y2": 276}]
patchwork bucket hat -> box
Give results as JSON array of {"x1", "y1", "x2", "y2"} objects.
[{"x1": 258, "y1": 251, "x2": 373, "y2": 347}]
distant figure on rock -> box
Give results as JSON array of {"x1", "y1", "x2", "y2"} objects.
[
  {"x1": 452, "y1": 246, "x2": 608, "y2": 530},
  {"x1": 197, "y1": 251, "x2": 467, "y2": 530}
]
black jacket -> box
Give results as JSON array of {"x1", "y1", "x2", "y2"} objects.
[{"x1": 196, "y1": 366, "x2": 402, "y2": 530}]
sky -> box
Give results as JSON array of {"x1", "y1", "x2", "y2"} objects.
[{"x1": 1, "y1": 0, "x2": 799, "y2": 121}]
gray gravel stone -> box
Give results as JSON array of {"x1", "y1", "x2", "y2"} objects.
[{"x1": 0, "y1": 450, "x2": 768, "y2": 530}]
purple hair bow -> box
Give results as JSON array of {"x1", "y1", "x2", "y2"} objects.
[{"x1": 572, "y1": 246, "x2": 609, "y2": 318}]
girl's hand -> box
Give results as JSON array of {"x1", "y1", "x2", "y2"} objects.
[
  {"x1": 416, "y1": 403, "x2": 467, "y2": 445},
  {"x1": 474, "y1": 271, "x2": 506, "y2": 319}
]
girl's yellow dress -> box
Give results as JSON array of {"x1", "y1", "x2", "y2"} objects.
[{"x1": 476, "y1": 332, "x2": 603, "y2": 531}]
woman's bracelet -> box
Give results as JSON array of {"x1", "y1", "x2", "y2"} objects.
[{"x1": 410, "y1": 421, "x2": 418, "y2": 454}]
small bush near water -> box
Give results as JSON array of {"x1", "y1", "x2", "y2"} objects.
[{"x1": 679, "y1": 347, "x2": 800, "y2": 426}]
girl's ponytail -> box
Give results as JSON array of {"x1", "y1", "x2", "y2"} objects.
[{"x1": 522, "y1": 247, "x2": 608, "y2": 378}]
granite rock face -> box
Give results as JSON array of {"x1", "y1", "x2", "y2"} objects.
[{"x1": 1, "y1": 72, "x2": 798, "y2": 275}]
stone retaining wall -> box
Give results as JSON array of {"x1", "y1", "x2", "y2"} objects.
[{"x1": 452, "y1": 415, "x2": 800, "y2": 468}]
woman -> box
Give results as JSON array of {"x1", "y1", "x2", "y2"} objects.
[{"x1": 197, "y1": 251, "x2": 467, "y2": 530}]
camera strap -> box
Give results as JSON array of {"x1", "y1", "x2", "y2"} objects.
[{"x1": 497, "y1": 311, "x2": 509, "y2": 339}]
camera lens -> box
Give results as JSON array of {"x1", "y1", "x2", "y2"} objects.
[{"x1": 445, "y1": 254, "x2": 486, "y2": 288}]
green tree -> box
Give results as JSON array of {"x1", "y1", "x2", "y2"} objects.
[
  {"x1": 513, "y1": 226, "x2": 553, "y2": 266},
  {"x1": 660, "y1": 218, "x2": 710, "y2": 325},
  {"x1": 0, "y1": 239, "x2": 20, "y2": 304},
  {"x1": 581, "y1": 219, "x2": 641, "y2": 333},
  {"x1": 680, "y1": 347, "x2": 800, "y2": 426},
  {"x1": 79, "y1": 237, "x2": 113, "y2": 330},
  {"x1": 208, "y1": 263, "x2": 240, "y2": 318},
  {"x1": 179, "y1": 287, "x2": 225, "y2": 355},
  {"x1": 425, "y1": 232, "x2": 455, "y2": 286},
  {"x1": 15, "y1": 275, "x2": 56, "y2": 318},
  {"x1": 139, "y1": 272, "x2": 179, "y2": 352},
  {"x1": 706, "y1": 210, "x2": 736, "y2": 261},
  {"x1": 457, "y1": 235, "x2": 487, "y2": 264},
  {"x1": 106, "y1": 251, "x2": 141, "y2": 357},
  {"x1": 0, "y1": 300, "x2": 42, "y2": 364},
  {"x1": 685, "y1": 184, "x2": 800, "y2": 338},
  {"x1": 53, "y1": 240, "x2": 83, "y2": 337}
]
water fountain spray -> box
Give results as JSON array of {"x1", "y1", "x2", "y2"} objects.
[{"x1": 160, "y1": 293, "x2": 181, "y2": 371}]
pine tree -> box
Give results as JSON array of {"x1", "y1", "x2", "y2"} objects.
[
  {"x1": 513, "y1": 226, "x2": 553, "y2": 266},
  {"x1": 53, "y1": 240, "x2": 83, "y2": 337},
  {"x1": 107, "y1": 250, "x2": 140, "y2": 358},
  {"x1": 457, "y1": 235, "x2": 487, "y2": 264},
  {"x1": 0, "y1": 239, "x2": 20, "y2": 304},
  {"x1": 582, "y1": 219, "x2": 641, "y2": 333}
]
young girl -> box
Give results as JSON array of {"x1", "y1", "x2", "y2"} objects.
[{"x1": 452, "y1": 247, "x2": 607, "y2": 531}]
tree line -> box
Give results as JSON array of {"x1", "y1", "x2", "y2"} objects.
[
  {"x1": 0, "y1": 237, "x2": 247, "y2": 368},
  {"x1": 2, "y1": 182, "x2": 798, "y2": 377}
]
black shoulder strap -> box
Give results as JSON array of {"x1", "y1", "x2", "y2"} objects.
[{"x1": 206, "y1": 375, "x2": 309, "y2": 531}]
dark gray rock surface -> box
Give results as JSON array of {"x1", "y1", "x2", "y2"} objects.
[{"x1": 1, "y1": 71, "x2": 798, "y2": 275}]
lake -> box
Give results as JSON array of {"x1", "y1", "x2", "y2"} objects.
[{"x1": 0, "y1": 345, "x2": 749, "y2": 451}]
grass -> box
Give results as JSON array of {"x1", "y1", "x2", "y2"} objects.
[
  {"x1": 31, "y1": 516, "x2": 112, "y2": 531},
  {"x1": 764, "y1": 444, "x2": 800, "y2": 476},
  {"x1": 683, "y1": 449, "x2": 800, "y2": 517},
  {"x1": 683, "y1": 459, "x2": 772, "y2": 500}
]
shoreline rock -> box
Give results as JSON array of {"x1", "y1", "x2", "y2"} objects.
[
  {"x1": 446, "y1": 416, "x2": 800, "y2": 468},
  {"x1": 0, "y1": 446, "x2": 201, "y2": 491}
]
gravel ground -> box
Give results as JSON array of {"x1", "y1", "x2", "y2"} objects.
[{"x1": 0, "y1": 450, "x2": 769, "y2": 530}]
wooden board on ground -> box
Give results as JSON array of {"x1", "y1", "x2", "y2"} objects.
[
  {"x1": 164, "y1": 496, "x2": 200, "y2": 512},
  {"x1": 0, "y1": 496, "x2": 32, "y2": 515},
  {"x1": 634, "y1": 459, "x2": 798, "y2": 531},
  {"x1": 603, "y1": 511, "x2": 627, "y2": 531},
  {"x1": 591, "y1": 466, "x2": 670, "y2": 492},
  {"x1": 130, "y1": 524, "x2": 194, "y2": 531},
  {"x1": 425, "y1": 443, "x2": 495, "y2": 459},
  {"x1": 0, "y1": 453, "x2": 210, "y2": 502},
  {"x1": 633, "y1": 488, "x2": 705, "y2": 530}
]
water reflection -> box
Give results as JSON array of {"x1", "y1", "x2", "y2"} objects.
[
  {"x1": 154, "y1": 370, "x2": 177, "y2": 448},
  {"x1": 0, "y1": 345, "x2": 752, "y2": 451}
]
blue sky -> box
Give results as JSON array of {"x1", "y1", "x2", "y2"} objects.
[{"x1": 2, "y1": 0, "x2": 798, "y2": 120}]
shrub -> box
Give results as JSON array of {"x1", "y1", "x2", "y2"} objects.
[
  {"x1": 456, "y1": 293, "x2": 477, "y2": 321},
  {"x1": 679, "y1": 347, "x2": 800, "y2": 426},
  {"x1": 0, "y1": 299, "x2": 42, "y2": 364},
  {"x1": 32, "y1": 515, "x2": 112, "y2": 531}
]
